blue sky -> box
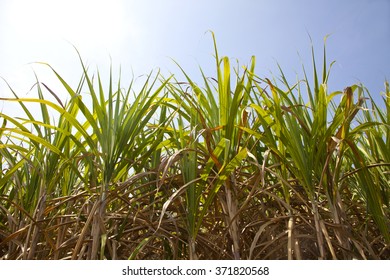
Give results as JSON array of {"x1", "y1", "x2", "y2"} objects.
[{"x1": 0, "y1": 0, "x2": 389, "y2": 114}]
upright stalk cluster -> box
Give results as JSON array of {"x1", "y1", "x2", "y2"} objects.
[{"x1": 0, "y1": 34, "x2": 389, "y2": 259}]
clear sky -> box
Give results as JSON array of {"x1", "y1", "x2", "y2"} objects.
[{"x1": 0, "y1": 0, "x2": 389, "y2": 115}]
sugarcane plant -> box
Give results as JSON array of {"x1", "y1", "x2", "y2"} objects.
[{"x1": 0, "y1": 33, "x2": 389, "y2": 259}]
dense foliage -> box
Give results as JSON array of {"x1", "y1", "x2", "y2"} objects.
[{"x1": 1, "y1": 34, "x2": 389, "y2": 259}]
